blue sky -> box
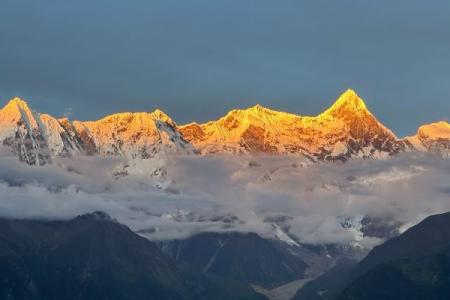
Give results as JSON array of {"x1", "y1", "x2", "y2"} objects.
[{"x1": 1, "y1": 0, "x2": 449, "y2": 136}]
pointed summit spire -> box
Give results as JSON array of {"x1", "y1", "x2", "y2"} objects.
[
  {"x1": 149, "y1": 108, "x2": 177, "y2": 127},
  {"x1": 149, "y1": 108, "x2": 170, "y2": 119},
  {"x1": 242, "y1": 104, "x2": 268, "y2": 113},
  {"x1": 332, "y1": 89, "x2": 367, "y2": 110},
  {"x1": 1, "y1": 97, "x2": 36, "y2": 123},
  {"x1": 323, "y1": 89, "x2": 369, "y2": 118},
  {"x1": 2, "y1": 97, "x2": 31, "y2": 111},
  {"x1": 245, "y1": 103, "x2": 276, "y2": 114},
  {"x1": 251, "y1": 104, "x2": 265, "y2": 110}
]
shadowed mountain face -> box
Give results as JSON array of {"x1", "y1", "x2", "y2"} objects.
[
  {"x1": 336, "y1": 212, "x2": 450, "y2": 300},
  {"x1": 0, "y1": 212, "x2": 266, "y2": 300},
  {"x1": 160, "y1": 232, "x2": 309, "y2": 289},
  {"x1": 293, "y1": 258, "x2": 358, "y2": 300}
]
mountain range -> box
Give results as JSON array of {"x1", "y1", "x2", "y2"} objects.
[
  {"x1": 0, "y1": 90, "x2": 448, "y2": 299},
  {"x1": 0, "y1": 89, "x2": 448, "y2": 174}
]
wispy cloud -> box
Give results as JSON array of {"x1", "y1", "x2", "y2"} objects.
[{"x1": 0, "y1": 151, "x2": 449, "y2": 247}]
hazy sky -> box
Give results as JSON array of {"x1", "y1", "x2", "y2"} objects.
[{"x1": 1, "y1": 0, "x2": 449, "y2": 136}]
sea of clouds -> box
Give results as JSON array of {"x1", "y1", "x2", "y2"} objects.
[{"x1": 0, "y1": 149, "x2": 449, "y2": 249}]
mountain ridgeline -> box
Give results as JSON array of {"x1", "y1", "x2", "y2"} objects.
[
  {"x1": 0, "y1": 90, "x2": 449, "y2": 168},
  {"x1": 0, "y1": 212, "x2": 265, "y2": 300}
]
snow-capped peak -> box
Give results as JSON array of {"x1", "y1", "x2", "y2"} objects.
[
  {"x1": 406, "y1": 121, "x2": 450, "y2": 157},
  {"x1": 0, "y1": 97, "x2": 84, "y2": 165},
  {"x1": 3, "y1": 97, "x2": 31, "y2": 110},
  {"x1": 246, "y1": 104, "x2": 274, "y2": 114},
  {"x1": 322, "y1": 89, "x2": 368, "y2": 117},
  {"x1": 419, "y1": 121, "x2": 450, "y2": 139},
  {"x1": 148, "y1": 109, "x2": 177, "y2": 128},
  {"x1": 1, "y1": 97, "x2": 38, "y2": 128}
]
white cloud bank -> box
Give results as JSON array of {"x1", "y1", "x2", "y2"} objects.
[{"x1": 0, "y1": 150, "x2": 449, "y2": 248}]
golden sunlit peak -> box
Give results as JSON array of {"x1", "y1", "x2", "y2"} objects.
[
  {"x1": 150, "y1": 108, "x2": 168, "y2": 116},
  {"x1": 418, "y1": 121, "x2": 450, "y2": 139},
  {"x1": 149, "y1": 108, "x2": 177, "y2": 126},
  {"x1": 335, "y1": 89, "x2": 366, "y2": 108},
  {"x1": 236, "y1": 104, "x2": 269, "y2": 113},
  {"x1": 2, "y1": 97, "x2": 31, "y2": 112},
  {"x1": 149, "y1": 108, "x2": 171, "y2": 119},
  {"x1": 250, "y1": 103, "x2": 266, "y2": 110},
  {"x1": 222, "y1": 104, "x2": 274, "y2": 117},
  {"x1": 245, "y1": 104, "x2": 276, "y2": 114},
  {"x1": 324, "y1": 89, "x2": 368, "y2": 116}
]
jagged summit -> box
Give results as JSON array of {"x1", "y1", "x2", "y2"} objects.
[
  {"x1": 241, "y1": 104, "x2": 301, "y2": 120},
  {"x1": 73, "y1": 108, "x2": 193, "y2": 158},
  {"x1": 193, "y1": 90, "x2": 369, "y2": 130},
  {"x1": 0, "y1": 97, "x2": 194, "y2": 172},
  {"x1": 246, "y1": 103, "x2": 273, "y2": 113},
  {"x1": 251, "y1": 103, "x2": 265, "y2": 110},
  {"x1": 150, "y1": 108, "x2": 170, "y2": 117},
  {"x1": 238, "y1": 103, "x2": 271, "y2": 116},
  {"x1": 148, "y1": 108, "x2": 177, "y2": 127},
  {"x1": 218, "y1": 103, "x2": 296, "y2": 123},
  {"x1": 0, "y1": 97, "x2": 80, "y2": 165}
]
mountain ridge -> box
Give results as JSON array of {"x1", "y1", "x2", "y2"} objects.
[
  {"x1": 0, "y1": 90, "x2": 448, "y2": 168},
  {"x1": 0, "y1": 213, "x2": 266, "y2": 300},
  {"x1": 178, "y1": 89, "x2": 406, "y2": 159}
]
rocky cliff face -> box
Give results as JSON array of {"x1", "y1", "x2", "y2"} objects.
[{"x1": 0, "y1": 98, "x2": 81, "y2": 165}]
